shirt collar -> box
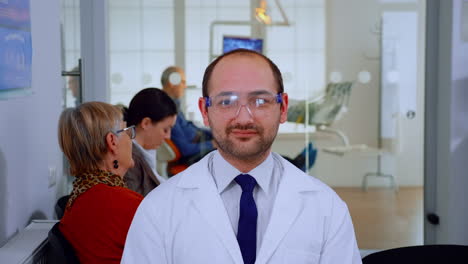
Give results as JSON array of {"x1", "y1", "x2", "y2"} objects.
[
  {"x1": 132, "y1": 140, "x2": 157, "y2": 171},
  {"x1": 211, "y1": 151, "x2": 274, "y2": 195}
]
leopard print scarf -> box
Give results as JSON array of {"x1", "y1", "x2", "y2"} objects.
[{"x1": 66, "y1": 170, "x2": 127, "y2": 211}]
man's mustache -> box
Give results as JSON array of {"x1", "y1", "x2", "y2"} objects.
[{"x1": 226, "y1": 124, "x2": 261, "y2": 133}]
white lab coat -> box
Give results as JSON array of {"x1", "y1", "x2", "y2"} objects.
[{"x1": 122, "y1": 152, "x2": 362, "y2": 264}]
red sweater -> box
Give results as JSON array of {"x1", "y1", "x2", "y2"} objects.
[{"x1": 60, "y1": 184, "x2": 143, "y2": 264}]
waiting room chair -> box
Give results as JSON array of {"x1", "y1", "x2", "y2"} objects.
[
  {"x1": 47, "y1": 222, "x2": 80, "y2": 264},
  {"x1": 156, "y1": 139, "x2": 177, "y2": 178},
  {"x1": 54, "y1": 195, "x2": 70, "y2": 220},
  {"x1": 362, "y1": 244, "x2": 468, "y2": 264},
  {"x1": 156, "y1": 139, "x2": 189, "y2": 177}
]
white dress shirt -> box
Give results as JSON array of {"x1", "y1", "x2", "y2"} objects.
[
  {"x1": 132, "y1": 140, "x2": 166, "y2": 183},
  {"x1": 208, "y1": 151, "x2": 283, "y2": 251}
]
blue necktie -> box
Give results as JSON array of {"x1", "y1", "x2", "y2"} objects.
[{"x1": 235, "y1": 174, "x2": 258, "y2": 264}]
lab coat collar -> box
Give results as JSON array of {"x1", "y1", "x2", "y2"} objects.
[
  {"x1": 176, "y1": 151, "x2": 322, "y2": 264},
  {"x1": 177, "y1": 151, "x2": 321, "y2": 192},
  {"x1": 176, "y1": 152, "x2": 243, "y2": 263},
  {"x1": 212, "y1": 151, "x2": 275, "y2": 195},
  {"x1": 256, "y1": 153, "x2": 321, "y2": 264}
]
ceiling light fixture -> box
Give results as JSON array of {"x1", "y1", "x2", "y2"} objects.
[{"x1": 255, "y1": 0, "x2": 271, "y2": 25}]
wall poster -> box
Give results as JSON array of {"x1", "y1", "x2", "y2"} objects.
[{"x1": 0, "y1": 0, "x2": 32, "y2": 99}]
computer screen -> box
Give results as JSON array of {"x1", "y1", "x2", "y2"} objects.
[{"x1": 223, "y1": 36, "x2": 263, "y2": 54}]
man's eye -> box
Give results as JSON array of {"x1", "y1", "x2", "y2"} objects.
[
  {"x1": 217, "y1": 98, "x2": 236, "y2": 106},
  {"x1": 253, "y1": 97, "x2": 272, "y2": 106},
  {"x1": 256, "y1": 98, "x2": 266, "y2": 105}
]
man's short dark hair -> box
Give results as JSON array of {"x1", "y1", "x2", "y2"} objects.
[
  {"x1": 127, "y1": 88, "x2": 177, "y2": 127},
  {"x1": 202, "y1": 49, "x2": 284, "y2": 97}
]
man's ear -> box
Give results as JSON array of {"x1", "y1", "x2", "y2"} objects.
[
  {"x1": 198, "y1": 97, "x2": 210, "y2": 127},
  {"x1": 279, "y1": 92, "x2": 289, "y2": 124},
  {"x1": 106, "y1": 132, "x2": 119, "y2": 155}
]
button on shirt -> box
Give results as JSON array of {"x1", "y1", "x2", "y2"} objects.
[{"x1": 208, "y1": 151, "x2": 284, "y2": 251}]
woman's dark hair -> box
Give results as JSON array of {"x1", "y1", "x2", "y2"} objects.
[
  {"x1": 114, "y1": 103, "x2": 129, "y2": 121},
  {"x1": 127, "y1": 88, "x2": 177, "y2": 127}
]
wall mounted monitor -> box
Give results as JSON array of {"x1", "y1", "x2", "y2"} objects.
[{"x1": 223, "y1": 35, "x2": 264, "y2": 54}]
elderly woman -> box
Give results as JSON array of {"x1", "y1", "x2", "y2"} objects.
[
  {"x1": 58, "y1": 102, "x2": 143, "y2": 263},
  {"x1": 124, "y1": 88, "x2": 177, "y2": 196}
]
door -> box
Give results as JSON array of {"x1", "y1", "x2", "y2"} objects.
[
  {"x1": 381, "y1": 10, "x2": 425, "y2": 191},
  {"x1": 59, "y1": 0, "x2": 109, "y2": 194}
]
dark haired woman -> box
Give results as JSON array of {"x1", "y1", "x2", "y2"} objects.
[{"x1": 124, "y1": 87, "x2": 177, "y2": 196}]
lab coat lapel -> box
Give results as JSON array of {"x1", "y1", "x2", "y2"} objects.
[
  {"x1": 256, "y1": 163, "x2": 319, "y2": 264},
  {"x1": 178, "y1": 160, "x2": 244, "y2": 264}
]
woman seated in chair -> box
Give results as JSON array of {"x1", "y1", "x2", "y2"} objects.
[
  {"x1": 58, "y1": 102, "x2": 143, "y2": 264},
  {"x1": 124, "y1": 88, "x2": 177, "y2": 196}
]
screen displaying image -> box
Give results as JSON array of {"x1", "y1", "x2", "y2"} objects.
[
  {"x1": 0, "y1": 0, "x2": 32, "y2": 92},
  {"x1": 0, "y1": 0, "x2": 31, "y2": 29},
  {"x1": 223, "y1": 36, "x2": 263, "y2": 54},
  {"x1": 0, "y1": 27, "x2": 32, "y2": 91}
]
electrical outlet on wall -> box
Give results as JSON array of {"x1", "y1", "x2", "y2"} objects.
[{"x1": 48, "y1": 166, "x2": 57, "y2": 188}]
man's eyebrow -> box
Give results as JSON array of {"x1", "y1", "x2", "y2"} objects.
[
  {"x1": 213, "y1": 90, "x2": 273, "y2": 97},
  {"x1": 248, "y1": 90, "x2": 273, "y2": 96},
  {"x1": 213, "y1": 91, "x2": 236, "y2": 97}
]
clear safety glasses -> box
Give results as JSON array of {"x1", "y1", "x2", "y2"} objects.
[{"x1": 205, "y1": 92, "x2": 283, "y2": 118}]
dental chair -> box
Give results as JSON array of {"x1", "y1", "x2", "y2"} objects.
[
  {"x1": 289, "y1": 81, "x2": 398, "y2": 191},
  {"x1": 287, "y1": 81, "x2": 353, "y2": 146}
]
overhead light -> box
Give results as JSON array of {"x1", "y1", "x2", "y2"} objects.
[{"x1": 255, "y1": 0, "x2": 271, "y2": 25}]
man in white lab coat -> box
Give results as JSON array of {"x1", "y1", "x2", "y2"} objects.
[{"x1": 122, "y1": 49, "x2": 362, "y2": 264}]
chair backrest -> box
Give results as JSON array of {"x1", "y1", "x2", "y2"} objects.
[
  {"x1": 362, "y1": 244, "x2": 468, "y2": 264},
  {"x1": 309, "y1": 82, "x2": 353, "y2": 126},
  {"x1": 54, "y1": 195, "x2": 70, "y2": 220},
  {"x1": 47, "y1": 222, "x2": 80, "y2": 264},
  {"x1": 156, "y1": 139, "x2": 180, "y2": 162},
  {"x1": 286, "y1": 82, "x2": 353, "y2": 126},
  {"x1": 156, "y1": 139, "x2": 182, "y2": 177}
]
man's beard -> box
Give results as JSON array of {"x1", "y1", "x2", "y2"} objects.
[{"x1": 212, "y1": 123, "x2": 277, "y2": 161}]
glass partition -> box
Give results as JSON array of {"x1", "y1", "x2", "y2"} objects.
[
  {"x1": 106, "y1": 0, "x2": 425, "y2": 251},
  {"x1": 60, "y1": 0, "x2": 82, "y2": 194}
]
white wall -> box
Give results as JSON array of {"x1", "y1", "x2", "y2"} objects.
[
  {"x1": 326, "y1": 0, "x2": 380, "y2": 148},
  {"x1": 106, "y1": 0, "x2": 326, "y2": 126},
  {"x1": 306, "y1": 0, "x2": 424, "y2": 187},
  {"x1": 0, "y1": 0, "x2": 62, "y2": 245},
  {"x1": 311, "y1": 0, "x2": 380, "y2": 187},
  {"x1": 108, "y1": 0, "x2": 176, "y2": 106}
]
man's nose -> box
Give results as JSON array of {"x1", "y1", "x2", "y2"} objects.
[{"x1": 234, "y1": 104, "x2": 254, "y2": 120}]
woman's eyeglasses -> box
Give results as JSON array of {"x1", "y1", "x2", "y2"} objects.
[{"x1": 115, "y1": 125, "x2": 136, "y2": 139}]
